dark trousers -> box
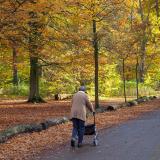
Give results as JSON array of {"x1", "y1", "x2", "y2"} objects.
[{"x1": 71, "y1": 118, "x2": 85, "y2": 144}]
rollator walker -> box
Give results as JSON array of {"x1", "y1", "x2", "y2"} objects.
[{"x1": 84, "y1": 112, "x2": 98, "y2": 146}]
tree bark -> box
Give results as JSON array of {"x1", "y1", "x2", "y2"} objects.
[
  {"x1": 139, "y1": 32, "x2": 146, "y2": 83},
  {"x1": 122, "y1": 59, "x2": 127, "y2": 103},
  {"x1": 28, "y1": 56, "x2": 44, "y2": 103},
  {"x1": 136, "y1": 57, "x2": 139, "y2": 99},
  {"x1": 155, "y1": 0, "x2": 159, "y2": 17},
  {"x1": 93, "y1": 19, "x2": 99, "y2": 109},
  {"x1": 12, "y1": 47, "x2": 18, "y2": 86},
  {"x1": 27, "y1": 11, "x2": 44, "y2": 103},
  {"x1": 138, "y1": 0, "x2": 147, "y2": 83},
  {"x1": 130, "y1": 0, "x2": 134, "y2": 30}
]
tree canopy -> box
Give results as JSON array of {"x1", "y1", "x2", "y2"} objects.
[{"x1": 0, "y1": 0, "x2": 160, "y2": 102}]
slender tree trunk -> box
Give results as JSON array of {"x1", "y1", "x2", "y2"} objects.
[
  {"x1": 138, "y1": 0, "x2": 147, "y2": 83},
  {"x1": 12, "y1": 47, "x2": 18, "y2": 86},
  {"x1": 136, "y1": 57, "x2": 139, "y2": 99},
  {"x1": 28, "y1": 11, "x2": 44, "y2": 103},
  {"x1": 155, "y1": 0, "x2": 159, "y2": 17},
  {"x1": 122, "y1": 59, "x2": 127, "y2": 103},
  {"x1": 28, "y1": 56, "x2": 44, "y2": 102},
  {"x1": 139, "y1": 32, "x2": 146, "y2": 83},
  {"x1": 93, "y1": 19, "x2": 99, "y2": 109},
  {"x1": 130, "y1": 0, "x2": 134, "y2": 30}
]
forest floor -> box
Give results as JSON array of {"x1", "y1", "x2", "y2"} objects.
[
  {"x1": 0, "y1": 98, "x2": 124, "y2": 132},
  {"x1": 0, "y1": 98, "x2": 160, "y2": 160}
]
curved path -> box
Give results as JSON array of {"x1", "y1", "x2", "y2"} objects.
[{"x1": 39, "y1": 110, "x2": 160, "y2": 160}]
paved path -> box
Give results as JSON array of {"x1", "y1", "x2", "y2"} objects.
[{"x1": 39, "y1": 110, "x2": 160, "y2": 160}]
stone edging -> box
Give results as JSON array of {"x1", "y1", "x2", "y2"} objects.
[
  {"x1": 0, "y1": 117, "x2": 69, "y2": 143},
  {"x1": 96, "y1": 96, "x2": 158, "y2": 113},
  {"x1": 0, "y1": 96, "x2": 158, "y2": 144}
]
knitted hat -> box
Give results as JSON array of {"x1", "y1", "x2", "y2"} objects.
[{"x1": 79, "y1": 86, "x2": 86, "y2": 92}]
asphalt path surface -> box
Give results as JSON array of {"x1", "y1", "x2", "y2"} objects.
[{"x1": 39, "y1": 110, "x2": 160, "y2": 160}]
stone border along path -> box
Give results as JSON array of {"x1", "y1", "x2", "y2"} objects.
[
  {"x1": 0, "y1": 117, "x2": 69, "y2": 143},
  {"x1": 0, "y1": 96, "x2": 157, "y2": 144}
]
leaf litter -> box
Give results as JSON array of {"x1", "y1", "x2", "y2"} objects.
[{"x1": 0, "y1": 99, "x2": 160, "y2": 160}]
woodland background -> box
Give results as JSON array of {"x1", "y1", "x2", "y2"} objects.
[{"x1": 0, "y1": 0, "x2": 160, "y2": 103}]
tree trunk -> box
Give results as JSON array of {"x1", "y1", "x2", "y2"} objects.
[
  {"x1": 136, "y1": 57, "x2": 139, "y2": 99},
  {"x1": 28, "y1": 56, "x2": 44, "y2": 103},
  {"x1": 138, "y1": 0, "x2": 147, "y2": 83},
  {"x1": 93, "y1": 19, "x2": 99, "y2": 109},
  {"x1": 130, "y1": 0, "x2": 134, "y2": 30},
  {"x1": 139, "y1": 33, "x2": 146, "y2": 83},
  {"x1": 122, "y1": 59, "x2": 127, "y2": 103},
  {"x1": 12, "y1": 47, "x2": 18, "y2": 86},
  {"x1": 27, "y1": 11, "x2": 44, "y2": 103},
  {"x1": 155, "y1": 0, "x2": 159, "y2": 17}
]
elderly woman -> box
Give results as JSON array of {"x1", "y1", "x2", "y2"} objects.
[{"x1": 70, "y1": 86, "x2": 94, "y2": 148}]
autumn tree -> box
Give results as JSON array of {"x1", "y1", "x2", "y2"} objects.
[
  {"x1": 68, "y1": 0, "x2": 128, "y2": 107},
  {"x1": 0, "y1": 0, "x2": 30, "y2": 86}
]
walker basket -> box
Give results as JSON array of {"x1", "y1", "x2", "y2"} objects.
[{"x1": 84, "y1": 124, "x2": 96, "y2": 135}]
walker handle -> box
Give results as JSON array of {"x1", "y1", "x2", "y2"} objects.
[{"x1": 93, "y1": 112, "x2": 96, "y2": 125}]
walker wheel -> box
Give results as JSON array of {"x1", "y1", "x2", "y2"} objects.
[{"x1": 93, "y1": 139, "x2": 98, "y2": 146}]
